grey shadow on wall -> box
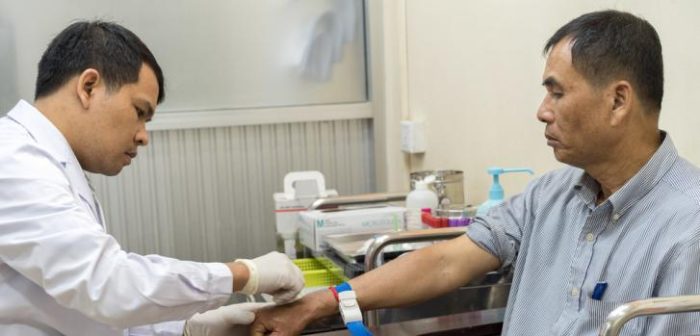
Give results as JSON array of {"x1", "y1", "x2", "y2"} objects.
[
  {"x1": 0, "y1": 20, "x2": 18, "y2": 116},
  {"x1": 300, "y1": 0, "x2": 361, "y2": 82}
]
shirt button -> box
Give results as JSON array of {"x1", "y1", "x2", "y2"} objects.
[
  {"x1": 612, "y1": 213, "x2": 621, "y2": 222},
  {"x1": 571, "y1": 287, "x2": 580, "y2": 297},
  {"x1": 586, "y1": 233, "x2": 595, "y2": 242}
]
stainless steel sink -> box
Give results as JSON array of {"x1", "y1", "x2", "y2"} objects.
[
  {"x1": 234, "y1": 226, "x2": 512, "y2": 335},
  {"x1": 375, "y1": 271, "x2": 510, "y2": 325},
  {"x1": 227, "y1": 269, "x2": 510, "y2": 335},
  {"x1": 305, "y1": 227, "x2": 512, "y2": 334},
  {"x1": 296, "y1": 270, "x2": 510, "y2": 334}
]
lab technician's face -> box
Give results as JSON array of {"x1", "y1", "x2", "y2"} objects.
[
  {"x1": 80, "y1": 64, "x2": 157, "y2": 176},
  {"x1": 536, "y1": 39, "x2": 614, "y2": 169}
]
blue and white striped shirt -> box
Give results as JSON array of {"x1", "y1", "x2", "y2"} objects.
[{"x1": 468, "y1": 133, "x2": 700, "y2": 335}]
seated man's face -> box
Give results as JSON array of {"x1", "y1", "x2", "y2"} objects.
[{"x1": 537, "y1": 38, "x2": 618, "y2": 169}]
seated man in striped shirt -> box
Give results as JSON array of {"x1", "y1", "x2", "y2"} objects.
[{"x1": 252, "y1": 10, "x2": 700, "y2": 336}]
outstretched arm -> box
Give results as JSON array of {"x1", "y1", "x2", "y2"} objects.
[{"x1": 251, "y1": 234, "x2": 500, "y2": 335}]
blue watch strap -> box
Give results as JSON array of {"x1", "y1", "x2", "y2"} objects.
[
  {"x1": 347, "y1": 321, "x2": 373, "y2": 336},
  {"x1": 336, "y1": 282, "x2": 352, "y2": 292}
]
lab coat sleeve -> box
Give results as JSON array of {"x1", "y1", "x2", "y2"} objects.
[
  {"x1": 127, "y1": 320, "x2": 186, "y2": 336},
  {"x1": 0, "y1": 143, "x2": 232, "y2": 328}
]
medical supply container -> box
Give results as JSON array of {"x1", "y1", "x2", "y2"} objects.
[
  {"x1": 299, "y1": 206, "x2": 405, "y2": 252},
  {"x1": 405, "y1": 176, "x2": 439, "y2": 230}
]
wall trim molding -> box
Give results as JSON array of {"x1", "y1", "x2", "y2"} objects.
[{"x1": 148, "y1": 102, "x2": 373, "y2": 130}]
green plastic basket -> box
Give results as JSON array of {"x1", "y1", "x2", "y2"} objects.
[{"x1": 293, "y1": 257, "x2": 347, "y2": 287}]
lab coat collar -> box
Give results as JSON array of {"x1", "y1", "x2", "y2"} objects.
[
  {"x1": 6, "y1": 100, "x2": 103, "y2": 226},
  {"x1": 7, "y1": 100, "x2": 73, "y2": 167}
]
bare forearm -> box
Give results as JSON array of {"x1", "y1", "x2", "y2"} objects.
[
  {"x1": 350, "y1": 235, "x2": 500, "y2": 310},
  {"x1": 267, "y1": 235, "x2": 501, "y2": 332},
  {"x1": 225, "y1": 261, "x2": 250, "y2": 292}
]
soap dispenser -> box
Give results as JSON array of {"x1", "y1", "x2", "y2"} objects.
[{"x1": 476, "y1": 167, "x2": 534, "y2": 217}]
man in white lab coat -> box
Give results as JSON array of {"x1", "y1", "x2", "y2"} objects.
[{"x1": 0, "y1": 21, "x2": 304, "y2": 336}]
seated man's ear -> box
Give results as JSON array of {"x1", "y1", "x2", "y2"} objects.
[
  {"x1": 76, "y1": 68, "x2": 101, "y2": 109},
  {"x1": 609, "y1": 80, "x2": 632, "y2": 127}
]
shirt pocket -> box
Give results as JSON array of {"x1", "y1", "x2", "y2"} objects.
[{"x1": 584, "y1": 297, "x2": 641, "y2": 336}]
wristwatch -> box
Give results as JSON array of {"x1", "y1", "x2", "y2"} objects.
[{"x1": 334, "y1": 282, "x2": 373, "y2": 336}]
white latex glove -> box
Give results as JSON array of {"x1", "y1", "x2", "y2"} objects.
[
  {"x1": 236, "y1": 251, "x2": 304, "y2": 303},
  {"x1": 184, "y1": 302, "x2": 273, "y2": 336}
]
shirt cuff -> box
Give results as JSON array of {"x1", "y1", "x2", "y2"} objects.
[
  {"x1": 466, "y1": 221, "x2": 510, "y2": 271},
  {"x1": 467, "y1": 221, "x2": 497, "y2": 254}
]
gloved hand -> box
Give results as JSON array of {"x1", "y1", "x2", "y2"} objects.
[
  {"x1": 184, "y1": 302, "x2": 273, "y2": 336},
  {"x1": 236, "y1": 251, "x2": 304, "y2": 303}
]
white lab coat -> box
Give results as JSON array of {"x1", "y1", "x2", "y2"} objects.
[{"x1": 0, "y1": 101, "x2": 233, "y2": 335}]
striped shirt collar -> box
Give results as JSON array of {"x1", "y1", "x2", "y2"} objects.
[{"x1": 574, "y1": 131, "x2": 678, "y2": 218}]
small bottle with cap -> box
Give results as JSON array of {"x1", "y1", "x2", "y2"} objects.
[{"x1": 406, "y1": 176, "x2": 439, "y2": 230}]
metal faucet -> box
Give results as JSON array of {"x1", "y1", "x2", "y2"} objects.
[
  {"x1": 309, "y1": 192, "x2": 408, "y2": 210},
  {"x1": 363, "y1": 227, "x2": 468, "y2": 328},
  {"x1": 599, "y1": 295, "x2": 700, "y2": 336}
]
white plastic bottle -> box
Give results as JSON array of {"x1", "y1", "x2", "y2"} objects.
[{"x1": 405, "y1": 177, "x2": 439, "y2": 230}]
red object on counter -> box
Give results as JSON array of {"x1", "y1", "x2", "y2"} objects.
[{"x1": 421, "y1": 210, "x2": 472, "y2": 228}]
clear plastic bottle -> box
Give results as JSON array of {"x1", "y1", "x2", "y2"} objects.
[{"x1": 405, "y1": 177, "x2": 439, "y2": 230}]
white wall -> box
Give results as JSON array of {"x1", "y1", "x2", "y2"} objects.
[
  {"x1": 383, "y1": 0, "x2": 700, "y2": 205},
  {"x1": 91, "y1": 119, "x2": 375, "y2": 260}
]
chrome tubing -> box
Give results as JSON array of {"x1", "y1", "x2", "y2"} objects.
[
  {"x1": 599, "y1": 295, "x2": 700, "y2": 336},
  {"x1": 363, "y1": 227, "x2": 468, "y2": 328},
  {"x1": 309, "y1": 192, "x2": 407, "y2": 210}
]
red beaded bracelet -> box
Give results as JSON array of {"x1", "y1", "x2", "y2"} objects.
[{"x1": 328, "y1": 286, "x2": 339, "y2": 302}]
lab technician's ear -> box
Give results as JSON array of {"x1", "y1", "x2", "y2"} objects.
[
  {"x1": 76, "y1": 68, "x2": 101, "y2": 109},
  {"x1": 609, "y1": 80, "x2": 632, "y2": 127}
]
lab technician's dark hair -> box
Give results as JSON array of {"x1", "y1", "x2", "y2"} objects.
[
  {"x1": 35, "y1": 20, "x2": 165, "y2": 103},
  {"x1": 544, "y1": 10, "x2": 663, "y2": 112}
]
